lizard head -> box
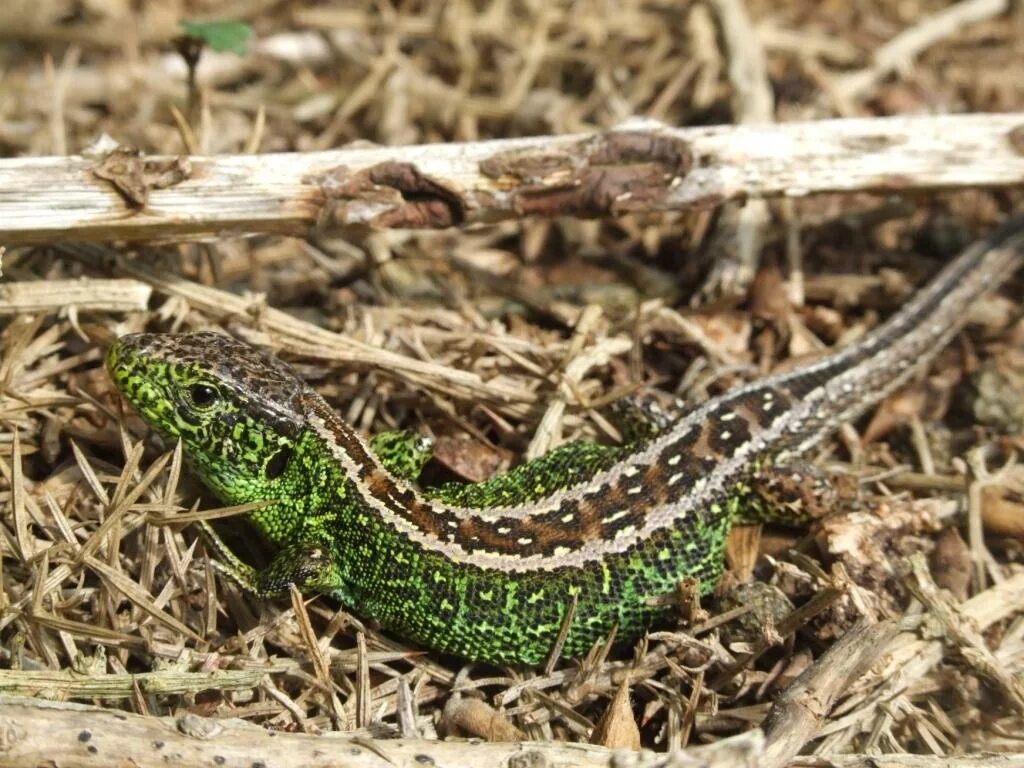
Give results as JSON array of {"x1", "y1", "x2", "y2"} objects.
[{"x1": 106, "y1": 331, "x2": 308, "y2": 516}]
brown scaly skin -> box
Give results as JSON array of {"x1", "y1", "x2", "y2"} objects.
[{"x1": 107, "y1": 216, "x2": 1024, "y2": 664}]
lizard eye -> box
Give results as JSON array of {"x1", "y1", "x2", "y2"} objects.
[
  {"x1": 188, "y1": 383, "x2": 220, "y2": 409},
  {"x1": 265, "y1": 447, "x2": 292, "y2": 480}
]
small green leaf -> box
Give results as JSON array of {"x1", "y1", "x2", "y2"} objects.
[{"x1": 179, "y1": 20, "x2": 254, "y2": 55}]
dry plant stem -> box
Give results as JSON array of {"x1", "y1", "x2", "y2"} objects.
[
  {"x1": 833, "y1": 0, "x2": 1010, "y2": 107},
  {"x1": 965, "y1": 448, "x2": 1006, "y2": 590},
  {"x1": 4, "y1": 114, "x2": 1024, "y2": 244},
  {"x1": 526, "y1": 304, "x2": 611, "y2": 459},
  {"x1": 0, "y1": 279, "x2": 151, "y2": 315},
  {"x1": 867, "y1": 469, "x2": 965, "y2": 494},
  {"x1": 903, "y1": 553, "x2": 1024, "y2": 714},
  {"x1": 0, "y1": 668, "x2": 264, "y2": 699},
  {"x1": 701, "y1": 0, "x2": 774, "y2": 299},
  {"x1": 101, "y1": 258, "x2": 536, "y2": 407},
  {"x1": 288, "y1": 585, "x2": 347, "y2": 729},
  {"x1": 712, "y1": 0, "x2": 774, "y2": 122},
  {"x1": 840, "y1": 570, "x2": 1024, "y2": 729},
  {"x1": 760, "y1": 619, "x2": 900, "y2": 768},
  {"x1": 0, "y1": 696, "x2": 766, "y2": 768}
]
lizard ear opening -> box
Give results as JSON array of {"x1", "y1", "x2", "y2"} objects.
[{"x1": 265, "y1": 447, "x2": 292, "y2": 480}]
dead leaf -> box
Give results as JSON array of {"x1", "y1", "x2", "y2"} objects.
[
  {"x1": 442, "y1": 697, "x2": 525, "y2": 742},
  {"x1": 980, "y1": 468, "x2": 1024, "y2": 538},
  {"x1": 92, "y1": 146, "x2": 147, "y2": 208},
  {"x1": 931, "y1": 527, "x2": 971, "y2": 601},
  {"x1": 431, "y1": 435, "x2": 513, "y2": 483}
]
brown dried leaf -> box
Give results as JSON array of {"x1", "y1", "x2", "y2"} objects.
[
  {"x1": 430, "y1": 435, "x2": 514, "y2": 483},
  {"x1": 980, "y1": 469, "x2": 1024, "y2": 538},
  {"x1": 725, "y1": 524, "x2": 762, "y2": 583},
  {"x1": 750, "y1": 265, "x2": 791, "y2": 334},
  {"x1": 931, "y1": 527, "x2": 971, "y2": 601},
  {"x1": 861, "y1": 385, "x2": 928, "y2": 444},
  {"x1": 441, "y1": 697, "x2": 525, "y2": 742}
]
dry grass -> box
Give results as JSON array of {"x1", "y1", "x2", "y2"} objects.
[{"x1": 2, "y1": 0, "x2": 1024, "y2": 759}]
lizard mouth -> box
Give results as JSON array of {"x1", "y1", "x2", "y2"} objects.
[
  {"x1": 106, "y1": 334, "x2": 151, "y2": 403},
  {"x1": 106, "y1": 334, "x2": 139, "y2": 398},
  {"x1": 106, "y1": 333, "x2": 184, "y2": 440},
  {"x1": 105, "y1": 336, "x2": 127, "y2": 381}
]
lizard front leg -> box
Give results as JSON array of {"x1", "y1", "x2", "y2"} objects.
[
  {"x1": 200, "y1": 523, "x2": 344, "y2": 597},
  {"x1": 201, "y1": 429, "x2": 430, "y2": 595}
]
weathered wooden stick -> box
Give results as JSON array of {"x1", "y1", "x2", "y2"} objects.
[
  {"x1": 2, "y1": 113, "x2": 1024, "y2": 245},
  {"x1": 791, "y1": 756, "x2": 1024, "y2": 768},
  {"x1": 0, "y1": 695, "x2": 764, "y2": 768},
  {"x1": 761, "y1": 620, "x2": 899, "y2": 768},
  {"x1": 2, "y1": 695, "x2": 1020, "y2": 768}
]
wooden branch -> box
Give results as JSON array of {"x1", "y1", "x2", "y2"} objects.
[
  {"x1": 791, "y1": 756, "x2": 1024, "y2": 768},
  {"x1": 0, "y1": 695, "x2": 766, "y2": 768},
  {"x1": 2, "y1": 113, "x2": 1024, "y2": 245},
  {"x1": 760, "y1": 620, "x2": 900, "y2": 768},
  {"x1": 0, "y1": 668, "x2": 264, "y2": 699},
  {"x1": 1, "y1": 695, "x2": 1019, "y2": 768}
]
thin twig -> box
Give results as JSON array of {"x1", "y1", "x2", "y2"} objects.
[
  {"x1": 832, "y1": 0, "x2": 1009, "y2": 108},
  {"x1": 699, "y1": 0, "x2": 776, "y2": 300},
  {"x1": 761, "y1": 619, "x2": 900, "y2": 768}
]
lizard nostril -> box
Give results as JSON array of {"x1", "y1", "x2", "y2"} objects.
[{"x1": 265, "y1": 447, "x2": 292, "y2": 480}]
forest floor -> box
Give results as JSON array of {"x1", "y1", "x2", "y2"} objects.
[{"x1": 2, "y1": 0, "x2": 1024, "y2": 762}]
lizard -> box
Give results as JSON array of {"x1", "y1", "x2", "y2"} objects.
[{"x1": 106, "y1": 216, "x2": 1024, "y2": 665}]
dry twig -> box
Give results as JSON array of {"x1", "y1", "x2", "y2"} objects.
[
  {"x1": 3, "y1": 114, "x2": 1024, "y2": 245},
  {"x1": 833, "y1": 0, "x2": 1010, "y2": 108},
  {"x1": 699, "y1": 0, "x2": 775, "y2": 300},
  {"x1": 0, "y1": 695, "x2": 766, "y2": 768}
]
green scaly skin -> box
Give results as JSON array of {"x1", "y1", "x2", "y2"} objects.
[
  {"x1": 106, "y1": 334, "x2": 734, "y2": 664},
  {"x1": 104, "y1": 217, "x2": 1024, "y2": 665},
  {"x1": 198, "y1": 429, "x2": 654, "y2": 595}
]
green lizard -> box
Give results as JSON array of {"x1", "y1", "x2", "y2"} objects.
[{"x1": 106, "y1": 217, "x2": 1024, "y2": 665}]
